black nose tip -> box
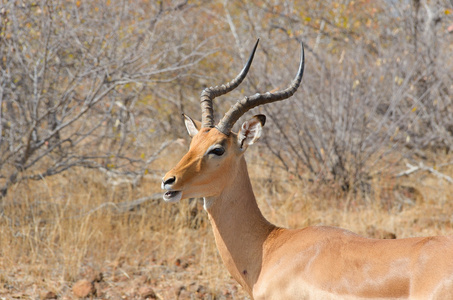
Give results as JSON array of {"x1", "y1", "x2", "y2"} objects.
[{"x1": 163, "y1": 176, "x2": 176, "y2": 185}]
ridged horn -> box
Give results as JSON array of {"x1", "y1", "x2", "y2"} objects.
[
  {"x1": 200, "y1": 39, "x2": 260, "y2": 128},
  {"x1": 216, "y1": 42, "x2": 305, "y2": 135}
]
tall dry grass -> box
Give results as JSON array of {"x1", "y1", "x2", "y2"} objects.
[{"x1": 1, "y1": 144, "x2": 453, "y2": 298}]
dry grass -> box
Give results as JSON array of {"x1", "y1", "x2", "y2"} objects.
[{"x1": 1, "y1": 148, "x2": 453, "y2": 299}]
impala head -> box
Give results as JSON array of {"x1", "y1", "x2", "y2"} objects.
[{"x1": 162, "y1": 39, "x2": 304, "y2": 203}]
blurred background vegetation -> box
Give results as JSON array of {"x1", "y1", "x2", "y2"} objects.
[{"x1": 1, "y1": 0, "x2": 453, "y2": 298}]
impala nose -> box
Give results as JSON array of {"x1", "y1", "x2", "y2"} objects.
[{"x1": 162, "y1": 176, "x2": 176, "y2": 189}]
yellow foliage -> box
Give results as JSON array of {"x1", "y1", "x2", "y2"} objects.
[{"x1": 394, "y1": 76, "x2": 404, "y2": 86}]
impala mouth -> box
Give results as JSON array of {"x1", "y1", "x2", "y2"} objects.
[{"x1": 163, "y1": 190, "x2": 182, "y2": 203}]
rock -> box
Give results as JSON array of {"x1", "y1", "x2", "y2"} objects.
[{"x1": 72, "y1": 279, "x2": 96, "y2": 298}]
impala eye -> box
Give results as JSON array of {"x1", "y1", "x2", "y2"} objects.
[{"x1": 209, "y1": 147, "x2": 225, "y2": 156}]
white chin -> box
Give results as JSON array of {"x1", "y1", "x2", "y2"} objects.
[{"x1": 163, "y1": 190, "x2": 182, "y2": 203}]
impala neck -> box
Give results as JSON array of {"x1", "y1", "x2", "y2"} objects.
[{"x1": 204, "y1": 156, "x2": 277, "y2": 295}]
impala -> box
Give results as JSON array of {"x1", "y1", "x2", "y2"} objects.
[{"x1": 161, "y1": 40, "x2": 453, "y2": 299}]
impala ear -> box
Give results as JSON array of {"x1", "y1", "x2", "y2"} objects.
[
  {"x1": 183, "y1": 114, "x2": 200, "y2": 137},
  {"x1": 237, "y1": 114, "x2": 266, "y2": 150}
]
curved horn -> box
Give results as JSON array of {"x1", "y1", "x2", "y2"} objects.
[
  {"x1": 200, "y1": 39, "x2": 260, "y2": 128},
  {"x1": 216, "y1": 42, "x2": 305, "y2": 135}
]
